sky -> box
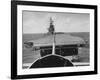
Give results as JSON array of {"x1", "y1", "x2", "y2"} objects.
[{"x1": 23, "y1": 11, "x2": 90, "y2": 34}]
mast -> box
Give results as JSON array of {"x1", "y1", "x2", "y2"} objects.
[
  {"x1": 50, "y1": 17, "x2": 55, "y2": 55},
  {"x1": 47, "y1": 17, "x2": 55, "y2": 55}
]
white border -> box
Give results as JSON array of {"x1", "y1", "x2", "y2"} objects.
[{"x1": 17, "y1": 5, "x2": 94, "y2": 75}]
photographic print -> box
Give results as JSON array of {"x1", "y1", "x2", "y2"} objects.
[
  {"x1": 11, "y1": 1, "x2": 97, "y2": 79},
  {"x1": 22, "y1": 11, "x2": 90, "y2": 69}
]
